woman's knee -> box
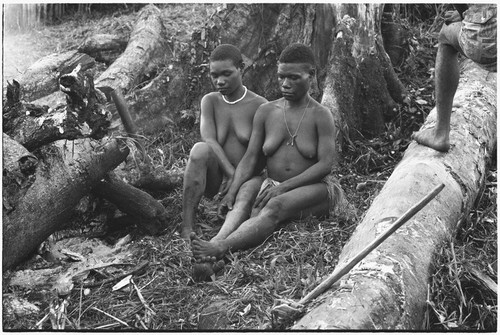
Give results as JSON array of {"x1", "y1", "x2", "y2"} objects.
[
  {"x1": 188, "y1": 142, "x2": 212, "y2": 164},
  {"x1": 438, "y1": 22, "x2": 462, "y2": 50},
  {"x1": 260, "y1": 197, "x2": 286, "y2": 222}
]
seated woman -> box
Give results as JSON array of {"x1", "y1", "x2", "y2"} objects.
[
  {"x1": 191, "y1": 43, "x2": 342, "y2": 263},
  {"x1": 181, "y1": 44, "x2": 267, "y2": 240}
]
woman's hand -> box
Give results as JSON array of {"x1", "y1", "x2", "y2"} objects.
[
  {"x1": 254, "y1": 183, "x2": 287, "y2": 210},
  {"x1": 218, "y1": 174, "x2": 233, "y2": 199},
  {"x1": 217, "y1": 192, "x2": 235, "y2": 220}
]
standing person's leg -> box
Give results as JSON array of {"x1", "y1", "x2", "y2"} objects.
[
  {"x1": 413, "y1": 22, "x2": 463, "y2": 152},
  {"x1": 212, "y1": 175, "x2": 264, "y2": 241},
  {"x1": 191, "y1": 183, "x2": 330, "y2": 261},
  {"x1": 181, "y1": 142, "x2": 223, "y2": 239}
]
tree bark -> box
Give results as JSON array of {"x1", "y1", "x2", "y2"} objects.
[
  {"x1": 293, "y1": 60, "x2": 496, "y2": 329},
  {"x1": 125, "y1": 61, "x2": 191, "y2": 135},
  {"x1": 16, "y1": 50, "x2": 95, "y2": 102},
  {"x1": 2, "y1": 133, "x2": 38, "y2": 213},
  {"x1": 3, "y1": 138, "x2": 130, "y2": 270},
  {"x1": 78, "y1": 33, "x2": 129, "y2": 65},
  {"x1": 94, "y1": 4, "x2": 169, "y2": 97}
]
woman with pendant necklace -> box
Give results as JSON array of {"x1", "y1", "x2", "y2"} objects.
[
  {"x1": 181, "y1": 44, "x2": 267, "y2": 244},
  {"x1": 191, "y1": 43, "x2": 343, "y2": 265}
]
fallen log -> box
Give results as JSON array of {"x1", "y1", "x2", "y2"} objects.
[
  {"x1": 94, "y1": 4, "x2": 168, "y2": 97},
  {"x1": 293, "y1": 60, "x2": 496, "y2": 329},
  {"x1": 78, "y1": 33, "x2": 129, "y2": 65},
  {"x1": 93, "y1": 172, "x2": 170, "y2": 235},
  {"x1": 130, "y1": 169, "x2": 183, "y2": 192},
  {"x1": 15, "y1": 51, "x2": 95, "y2": 102},
  {"x1": 2, "y1": 138, "x2": 130, "y2": 270},
  {"x1": 3, "y1": 67, "x2": 111, "y2": 151}
]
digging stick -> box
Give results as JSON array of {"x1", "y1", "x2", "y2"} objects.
[{"x1": 273, "y1": 183, "x2": 445, "y2": 316}]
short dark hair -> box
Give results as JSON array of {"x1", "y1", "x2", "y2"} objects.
[
  {"x1": 278, "y1": 43, "x2": 316, "y2": 68},
  {"x1": 210, "y1": 44, "x2": 243, "y2": 68}
]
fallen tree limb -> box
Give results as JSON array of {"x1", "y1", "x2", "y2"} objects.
[
  {"x1": 130, "y1": 169, "x2": 183, "y2": 192},
  {"x1": 2, "y1": 138, "x2": 130, "y2": 270},
  {"x1": 93, "y1": 172, "x2": 171, "y2": 235},
  {"x1": 293, "y1": 60, "x2": 496, "y2": 329}
]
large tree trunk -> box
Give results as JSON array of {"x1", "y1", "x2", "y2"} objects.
[
  {"x1": 293, "y1": 61, "x2": 496, "y2": 329},
  {"x1": 94, "y1": 4, "x2": 169, "y2": 97},
  {"x1": 3, "y1": 137, "x2": 130, "y2": 270}
]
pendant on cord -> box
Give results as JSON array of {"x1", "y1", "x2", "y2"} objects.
[{"x1": 287, "y1": 135, "x2": 297, "y2": 146}]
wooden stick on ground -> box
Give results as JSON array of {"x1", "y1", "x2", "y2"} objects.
[{"x1": 272, "y1": 183, "x2": 445, "y2": 319}]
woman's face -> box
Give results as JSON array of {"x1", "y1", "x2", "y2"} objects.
[
  {"x1": 277, "y1": 62, "x2": 313, "y2": 101},
  {"x1": 209, "y1": 59, "x2": 243, "y2": 96}
]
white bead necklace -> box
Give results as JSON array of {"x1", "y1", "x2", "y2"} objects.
[{"x1": 221, "y1": 86, "x2": 248, "y2": 105}]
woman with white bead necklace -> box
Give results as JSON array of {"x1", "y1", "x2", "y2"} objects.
[{"x1": 182, "y1": 45, "x2": 267, "y2": 277}]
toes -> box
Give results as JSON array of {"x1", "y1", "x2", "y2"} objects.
[{"x1": 189, "y1": 232, "x2": 197, "y2": 241}]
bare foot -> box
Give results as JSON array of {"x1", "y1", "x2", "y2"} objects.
[
  {"x1": 190, "y1": 232, "x2": 227, "y2": 262},
  {"x1": 192, "y1": 260, "x2": 225, "y2": 282},
  {"x1": 412, "y1": 127, "x2": 450, "y2": 152}
]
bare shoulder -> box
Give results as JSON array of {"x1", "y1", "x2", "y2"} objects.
[
  {"x1": 253, "y1": 99, "x2": 279, "y2": 121},
  {"x1": 311, "y1": 100, "x2": 334, "y2": 125},
  {"x1": 257, "y1": 98, "x2": 282, "y2": 113},
  {"x1": 201, "y1": 91, "x2": 220, "y2": 103},
  {"x1": 247, "y1": 90, "x2": 268, "y2": 105}
]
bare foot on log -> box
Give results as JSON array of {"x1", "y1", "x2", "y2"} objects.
[
  {"x1": 412, "y1": 127, "x2": 450, "y2": 152},
  {"x1": 190, "y1": 232, "x2": 227, "y2": 262}
]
